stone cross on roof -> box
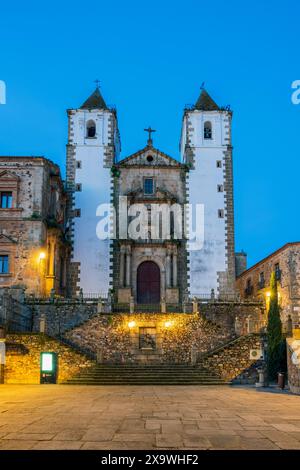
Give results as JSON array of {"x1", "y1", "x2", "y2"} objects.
[{"x1": 144, "y1": 126, "x2": 156, "y2": 146}]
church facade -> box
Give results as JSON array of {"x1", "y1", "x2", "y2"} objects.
[{"x1": 66, "y1": 87, "x2": 236, "y2": 306}]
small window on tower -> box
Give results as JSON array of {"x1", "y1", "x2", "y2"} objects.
[
  {"x1": 86, "y1": 120, "x2": 96, "y2": 138},
  {"x1": 74, "y1": 209, "x2": 81, "y2": 218},
  {"x1": 144, "y1": 178, "x2": 154, "y2": 195},
  {"x1": 75, "y1": 183, "x2": 82, "y2": 192},
  {"x1": 204, "y1": 121, "x2": 212, "y2": 139},
  {"x1": 76, "y1": 161, "x2": 82, "y2": 169},
  {"x1": 217, "y1": 185, "x2": 224, "y2": 192},
  {"x1": 218, "y1": 209, "x2": 224, "y2": 218},
  {"x1": 216, "y1": 160, "x2": 222, "y2": 168}
]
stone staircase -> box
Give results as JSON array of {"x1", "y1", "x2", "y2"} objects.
[{"x1": 63, "y1": 364, "x2": 230, "y2": 386}]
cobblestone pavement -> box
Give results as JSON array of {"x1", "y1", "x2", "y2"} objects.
[{"x1": 0, "y1": 385, "x2": 300, "y2": 450}]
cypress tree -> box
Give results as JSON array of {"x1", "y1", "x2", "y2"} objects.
[{"x1": 267, "y1": 271, "x2": 284, "y2": 380}]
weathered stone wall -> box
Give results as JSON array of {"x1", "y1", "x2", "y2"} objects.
[
  {"x1": 199, "y1": 334, "x2": 264, "y2": 383},
  {"x1": 236, "y1": 243, "x2": 300, "y2": 328},
  {"x1": 5, "y1": 333, "x2": 94, "y2": 384},
  {"x1": 31, "y1": 301, "x2": 97, "y2": 336},
  {"x1": 29, "y1": 299, "x2": 264, "y2": 341},
  {"x1": 201, "y1": 302, "x2": 265, "y2": 334},
  {"x1": 65, "y1": 313, "x2": 235, "y2": 364},
  {"x1": 287, "y1": 338, "x2": 300, "y2": 394},
  {"x1": 0, "y1": 157, "x2": 69, "y2": 296}
]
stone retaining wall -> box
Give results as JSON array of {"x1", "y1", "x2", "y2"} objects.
[
  {"x1": 31, "y1": 302, "x2": 97, "y2": 336},
  {"x1": 287, "y1": 338, "x2": 300, "y2": 394},
  {"x1": 201, "y1": 302, "x2": 265, "y2": 334},
  {"x1": 199, "y1": 334, "x2": 264, "y2": 383},
  {"x1": 5, "y1": 333, "x2": 94, "y2": 384},
  {"x1": 65, "y1": 313, "x2": 234, "y2": 364}
]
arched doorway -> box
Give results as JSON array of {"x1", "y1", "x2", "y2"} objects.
[{"x1": 137, "y1": 261, "x2": 160, "y2": 304}]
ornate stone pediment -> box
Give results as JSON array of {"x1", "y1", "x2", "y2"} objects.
[
  {"x1": 118, "y1": 145, "x2": 181, "y2": 167},
  {"x1": 0, "y1": 170, "x2": 19, "y2": 181}
]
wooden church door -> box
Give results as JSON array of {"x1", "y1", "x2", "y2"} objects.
[{"x1": 137, "y1": 261, "x2": 160, "y2": 304}]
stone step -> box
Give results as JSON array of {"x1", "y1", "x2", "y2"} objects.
[
  {"x1": 64, "y1": 379, "x2": 230, "y2": 385},
  {"x1": 63, "y1": 364, "x2": 228, "y2": 385}
]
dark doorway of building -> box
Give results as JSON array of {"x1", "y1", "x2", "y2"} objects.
[{"x1": 137, "y1": 261, "x2": 160, "y2": 304}]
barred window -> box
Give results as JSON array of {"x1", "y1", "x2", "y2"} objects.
[{"x1": 204, "y1": 121, "x2": 212, "y2": 139}]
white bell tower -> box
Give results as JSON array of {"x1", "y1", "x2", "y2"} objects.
[
  {"x1": 180, "y1": 88, "x2": 235, "y2": 297},
  {"x1": 66, "y1": 86, "x2": 120, "y2": 295}
]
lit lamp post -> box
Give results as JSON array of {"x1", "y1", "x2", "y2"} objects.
[{"x1": 0, "y1": 327, "x2": 6, "y2": 384}]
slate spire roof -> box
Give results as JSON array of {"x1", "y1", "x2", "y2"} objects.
[
  {"x1": 80, "y1": 87, "x2": 107, "y2": 110},
  {"x1": 194, "y1": 88, "x2": 220, "y2": 111}
]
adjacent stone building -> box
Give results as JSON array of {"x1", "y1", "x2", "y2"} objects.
[
  {"x1": 0, "y1": 157, "x2": 69, "y2": 296},
  {"x1": 236, "y1": 242, "x2": 300, "y2": 329}
]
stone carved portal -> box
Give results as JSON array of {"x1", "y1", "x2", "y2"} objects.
[
  {"x1": 139, "y1": 327, "x2": 157, "y2": 350},
  {"x1": 137, "y1": 261, "x2": 160, "y2": 304}
]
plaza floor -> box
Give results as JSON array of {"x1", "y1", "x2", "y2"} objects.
[{"x1": 0, "y1": 385, "x2": 300, "y2": 450}]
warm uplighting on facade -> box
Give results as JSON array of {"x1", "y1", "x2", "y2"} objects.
[
  {"x1": 128, "y1": 321, "x2": 136, "y2": 329},
  {"x1": 266, "y1": 292, "x2": 271, "y2": 298},
  {"x1": 164, "y1": 321, "x2": 173, "y2": 328},
  {"x1": 38, "y1": 251, "x2": 46, "y2": 261}
]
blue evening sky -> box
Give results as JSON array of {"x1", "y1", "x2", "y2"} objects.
[{"x1": 0, "y1": 0, "x2": 299, "y2": 268}]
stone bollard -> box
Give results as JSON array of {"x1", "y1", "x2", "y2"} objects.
[
  {"x1": 130, "y1": 296, "x2": 134, "y2": 314},
  {"x1": 286, "y1": 315, "x2": 293, "y2": 338},
  {"x1": 256, "y1": 367, "x2": 267, "y2": 388},
  {"x1": 246, "y1": 316, "x2": 252, "y2": 334},
  {"x1": 190, "y1": 346, "x2": 197, "y2": 366},
  {"x1": 161, "y1": 297, "x2": 166, "y2": 313},
  {"x1": 234, "y1": 316, "x2": 241, "y2": 336},
  {"x1": 192, "y1": 298, "x2": 198, "y2": 314},
  {"x1": 39, "y1": 314, "x2": 46, "y2": 334},
  {"x1": 50, "y1": 288, "x2": 55, "y2": 303},
  {"x1": 210, "y1": 288, "x2": 215, "y2": 301},
  {"x1": 79, "y1": 288, "x2": 84, "y2": 304},
  {"x1": 96, "y1": 349, "x2": 103, "y2": 364},
  {"x1": 97, "y1": 298, "x2": 103, "y2": 314}
]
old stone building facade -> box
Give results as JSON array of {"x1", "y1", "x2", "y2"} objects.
[
  {"x1": 66, "y1": 86, "x2": 236, "y2": 305},
  {"x1": 0, "y1": 157, "x2": 69, "y2": 296},
  {"x1": 113, "y1": 138, "x2": 187, "y2": 305},
  {"x1": 236, "y1": 242, "x2": 300, "y2": 329}
]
